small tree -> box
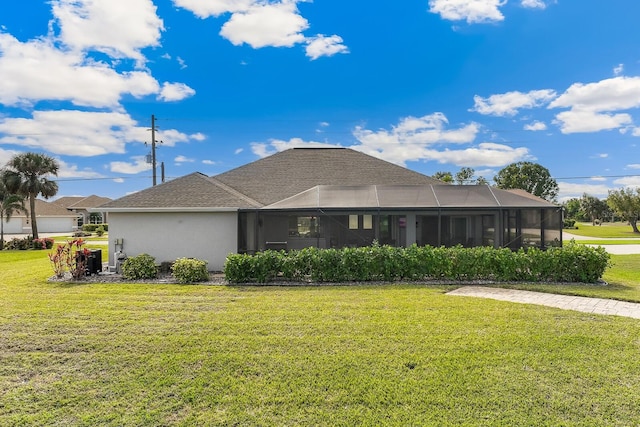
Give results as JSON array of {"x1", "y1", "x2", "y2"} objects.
[
  {"x1": 454, "y1": 167, "x2": 475, "y2": 185},
  {"x1": 0, "y1": 176, "x2": 26, "y2": 250},
  {"x1": 607, "y1": 187, "x2": 640, "y2": 233},
  {"x1": 2, "y1": 153, "x2": 59, "y2": 239},
  {"x1": 432, "y1": 171, "x2": 453, "y2": 183},
  {"x1": 580, "y1": 193, "x2": 608, "y2": 225},
  {"x1": 494, "y1": 161, "x2": 559, "y2": 202}
]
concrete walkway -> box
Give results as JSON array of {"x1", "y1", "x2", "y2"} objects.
[{"x1": 447, "y1": 286, "x2": 640, "y2": 319}]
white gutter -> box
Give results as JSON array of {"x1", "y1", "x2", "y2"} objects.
[{"x1": 88, "y1": 207, "x2": 240, "y2": 213}]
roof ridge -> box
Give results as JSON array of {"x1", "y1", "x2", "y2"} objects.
[{"x1": 205, "y1": 176, "x2": 263, "y2": 208}]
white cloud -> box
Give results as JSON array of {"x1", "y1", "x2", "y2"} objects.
[
  {"x1": 428, "y1": 0, "x2": 506, "y2": 24},
  {"x1": 175, "y1": 155, "x2": 195, "y2": 163},
  {"x1": 249, "y1": 113, "x2": 529, "y2": 168},
  {"x1": 172, "y1": 0, "x2": 255, "y2": 18},
  {"x1": 202, "y1": 159, "x2": 217, "y2": 165},
  {"x1": 350, "y1": 113, "x2": 480, "y2": 166},
  {"x1": 158, "y1": 82, "x2": 196, "y2": 102},
  {"x1": 550, "y1": 77, "x2": 640, "y2": 112},
  {"x1": 472, "y1": 90, "x2": 556, "y2": 116},
  {"x1": 251, "y1": 138, "x2": 339, "y2": 158},
  {"x1": 521, "y1": 0, "x2": 546, "y2": 9},
  {"x1": 553, "y1": 110, "x2": 632, "y2": 134},
  {"x1": 110, "y1": 156, "x2": 151, "y2": 174},
  {"x1": 627, "y1": 164, "x2": 640, "y2": 169},
  {"x1": 175, "y1": 0, "x2": 349, "y2": 59},
  {"x1": 549, "y1": 76, "x2": 640, "y2": 133},
  {"x1": 234, "y1": 148, "x2": 244, "y2": 154},
  {"x1": 524, "y1": 121, "x2": 547, "y2": 131},
  {"x1": 590, "y1": 176, "x2": 607, "y2": 182},
  {"x1": 0, "y1": 33, "x2": 160, "y2": 108},
  {"x1": 557, "y1": 182, "x2": 612, "y2": 200},
  {"x1": 0, "y1": 110, "x2": 202, "y2": 156},
  {"x1": 415, "y1": 142, "x2": 531, "y2": 167},
  {"x1": 595, "y1": 153, "x2": 609, "y2": 159},
  {"x1": 0, "y1": 147, "x2": 19, "y2": 166},
  {"x1": 614, "y1": 64, "x2": 624, "y2": 76},
  {"x1": 613, "y1": 176, "x2": 640, "y2": 188},
  {"x1": 306, "y1": 35, "x2": 349, "y2": 60},
  {"x1": 52, "y1": 0, "x2": 164, "y2": 63},
  {"x1": 220, "y1": 2, "x2": 308, "y2": 48},
  {"x1": 56, "y1": 159, "x2": 104, "y2": 179}
]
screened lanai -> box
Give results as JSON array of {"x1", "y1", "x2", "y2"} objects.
[{"x1": 237, "y1": 185, "x2": 563, "y2": 254}]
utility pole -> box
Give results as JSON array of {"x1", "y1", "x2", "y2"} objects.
[{"x1": 151, "y1": 114, "x2": 157, "y2": 186}]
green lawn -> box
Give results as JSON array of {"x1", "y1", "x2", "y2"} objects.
[
  {"x1": 1, "y1": 251, "x2": 640, "y2": 425},
  {"x1": 571, "y1": 239, "x2": 640, "y2": 245},
  {"x1": 566, "y1": 222, "x2": 640, "y2": 238}
]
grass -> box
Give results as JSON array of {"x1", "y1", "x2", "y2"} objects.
[
  {"x1": 499, "y1": 254, "x2": 640, "y2": 302},
  {"x1": 571, "y1": 239, "x2": 640, "y2": 245},
  {"x1": 566, "y1": 222, "x2": 640, "y2": 238},
  {"x1": 1, "y1": 251, "x2": 640, "y2": 425}
]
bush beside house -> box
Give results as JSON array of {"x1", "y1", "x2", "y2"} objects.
[{"x1": 225, "y1": 242, "x2": 610, "y2": 284}]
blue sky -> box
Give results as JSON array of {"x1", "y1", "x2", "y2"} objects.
[{"x1": 1, "y1": 0, "x2": 640, "y2": 202}]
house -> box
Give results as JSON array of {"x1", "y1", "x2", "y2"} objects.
[
  {"x1": 97, "y1": 148, "x2": 563, "y2": 271},
  {"x1": 55, "y1": 195, "x2": 112, "y2": 227},
  {"x1": 2, "y1": 199, "x2": 78, "y2": 234}
]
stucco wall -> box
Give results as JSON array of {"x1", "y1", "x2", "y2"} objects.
[{"x1": 107, "y1": 211, "x2": 237, "y2": 271}]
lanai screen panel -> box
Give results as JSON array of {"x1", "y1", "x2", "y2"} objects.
[
  {"x1": 433, "y1": 186, "x2": 500, "y2": 207},
  {"x1": 376, "y1": 185, "x2": 438, "y2": 208},
  {"x1": 318, "y1": 185, "x2": 379, "y2": 208}
]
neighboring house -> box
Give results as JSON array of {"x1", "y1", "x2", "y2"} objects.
[
  {"x1": 97, "y1": 148, "x2": 563, "y2": 271},
  {"x1": 55, "y1": 195, "x2": 112, "y2": 227},
  {"x1": 2, "y1": 199, "x2": 77, "y2": 234}
]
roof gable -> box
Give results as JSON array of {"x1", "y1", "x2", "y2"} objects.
[
  {"x1": 99, "y1": 173, "x2": 261, "y2": 210},
  {"x1": 215, "y1": 148, "x2": 442, "y2": 205}
]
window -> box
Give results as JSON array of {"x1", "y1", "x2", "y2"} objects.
[
  {"x1": 289, "y1": 216, "x2": 319, "y2": 237},
  {"x1": 349, "y1": 215, "x2": 358, "y2": 229},
  {"x1": 363, "y1": 214, "x2": 373, "y2": 230}
]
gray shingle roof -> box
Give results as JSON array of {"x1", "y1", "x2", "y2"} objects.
[
  {"x1": 99, "y1": 172, "x2": 260, "y2": 209},
  {"x1": 215, "y1": 148, "x2": 443, "y2": 205},
  {"x1": 13, "y1": 199, "x2": 78, "y2": 218},
  {"x1": 99, "y1": 148, "x2": 557, "y2": 211},
  {"x1": 67, "y1": 195, "x2": 113, "y2": 209}
]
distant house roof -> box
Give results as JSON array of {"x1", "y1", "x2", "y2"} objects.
[
  {"x1": 55, "y1": 195, "x2": 112, "y2": 210},
  {"x1": 263, "y1": 185, "x2": 556, "y2": 210},
  {"x1": 14, "y1": 199, "x2": 78, "y2": 218},
  {"x1": 67, "y1": 195, "x2": 112, "y2": 209}
]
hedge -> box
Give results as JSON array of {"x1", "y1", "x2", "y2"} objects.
[
  {"x1": 224, "y1": 242, "x2": 611, "y2": 284},
  {"x1": 82, "y1": 224, "x2": 108, "y2": 232}
]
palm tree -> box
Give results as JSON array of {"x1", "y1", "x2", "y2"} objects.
[
  {"x1": 0, "y1": 177, "x2": 26, "y2": 250},
  {"x1": 2, "y1": 153, "x2": 59, "y2": 240}
]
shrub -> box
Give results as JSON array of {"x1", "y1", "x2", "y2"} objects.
[
  {"x1": 32, "y1": 238, "x2": 54, "y2": 250},
  {"x1": 224, "y1": 243, "x2": 611, "y2": 284},
  {"x1": 121, "y1": 253, "x2": 158, "y2": 280},
  {"x1": 81, "y1": 224, "x2": 108, "y2": 233},
  {"x1": 5, "y1": 236, "x2": 33, "y2": 250},
  {"x1": 95, "y1": 225, "x2": 105, "y2": 237},
  {"x1": 171, "y1": 258, "x2": 209, "y2": 284},
  {"x1": 563, "y1": 219, "x2": 576, "y2": 228},
  {"x1": 48, "y1": 239, "x2": 91, "y2": 279}
]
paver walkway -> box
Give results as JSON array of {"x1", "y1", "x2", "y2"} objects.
[{"x1": 447, "y1": 286, "x2": 640, "y2": 319}]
